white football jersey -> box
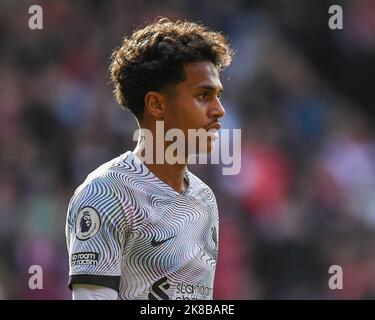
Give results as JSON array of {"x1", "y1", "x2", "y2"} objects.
[{"x1": 66, "y1": 151, "x2": 219, "y2": 300}]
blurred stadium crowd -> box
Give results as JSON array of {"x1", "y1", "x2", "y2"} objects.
[{"x1": 0, "y1": 0, "x2": 375, "y2": 299}]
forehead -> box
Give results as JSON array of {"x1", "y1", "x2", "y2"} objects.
[{"x1": 180, "y1": 61, "x2": 222, "y2": 90}]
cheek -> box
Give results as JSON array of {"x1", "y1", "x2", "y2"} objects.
[
  {"x1": 166, "y1": 96, "x2": 206, "y2": 130},
  {"x1": 181, "y1": 98, "x2": 206, "y2": 118}
]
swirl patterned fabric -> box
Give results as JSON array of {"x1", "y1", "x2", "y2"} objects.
[{"x1": 66, "y1": 151, "x2": 219, "y2": 300}]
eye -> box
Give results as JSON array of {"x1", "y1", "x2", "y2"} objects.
[
  {"x1": 217, "y1": 91, "x2": 223, "y2": 99},
  {"x1": 198, "y1": 92, "x2": 208, "y2": 101}
]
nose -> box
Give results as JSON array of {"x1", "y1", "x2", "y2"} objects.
[{"x1": 209, "y1": 97, "x2": 225, "y2": 119}]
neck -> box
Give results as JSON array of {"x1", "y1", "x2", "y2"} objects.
[{"x1": 133, "y1": 127, "x2": 188, "y2": 193}]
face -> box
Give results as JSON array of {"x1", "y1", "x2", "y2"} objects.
[{"x1": 163, "y1": 61, "x2": 225, "y2": 155}]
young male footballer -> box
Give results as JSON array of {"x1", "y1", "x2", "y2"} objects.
[{"x1": 65, "y1": 17, "x2": 233, "y2": 300}]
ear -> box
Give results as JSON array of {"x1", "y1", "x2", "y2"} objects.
[{"x1": 144, "y1": 91, "x2": 165, "y2": 120}]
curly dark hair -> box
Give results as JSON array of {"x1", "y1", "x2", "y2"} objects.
[{"x1": 109, "y1": 17, "x2": 234, "y2": 119}]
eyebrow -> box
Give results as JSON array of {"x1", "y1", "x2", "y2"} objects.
[{"x1": 194, "y1": 84, "x2": 223, "y2": 94}]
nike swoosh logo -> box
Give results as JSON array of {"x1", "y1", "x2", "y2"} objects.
[{"x1": 151, "y1": 235, "x2": 176, "y2": 247}]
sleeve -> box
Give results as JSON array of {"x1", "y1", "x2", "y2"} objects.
[
  {"x1": 72, "y1": 284, "x2": 119, "y2": 300},
  {"x1": 66, "y1": 178, "x2": 133, "y2": 292}
]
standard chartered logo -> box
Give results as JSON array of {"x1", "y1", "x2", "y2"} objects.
[
  {"x1": 148, "y1": 277, "x2": 213, "y2": 300},
  {"x1": 175, "y1": 283, "x2": 212, "y2": 300},
  {"x1": 148, "y1": 277, "x2": 170, "y2": 300}
]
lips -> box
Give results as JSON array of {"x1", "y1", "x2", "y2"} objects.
[{"x1": 206, "y1": 122, "x2": 221, "y2": 131}]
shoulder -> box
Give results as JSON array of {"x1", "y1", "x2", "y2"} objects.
[
  {"x1": 74, "y1": 152, "x2": 140, "y2": 197},
  {"x1": 68, "y1": 153, "x2": 136, "y2": 214}
]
